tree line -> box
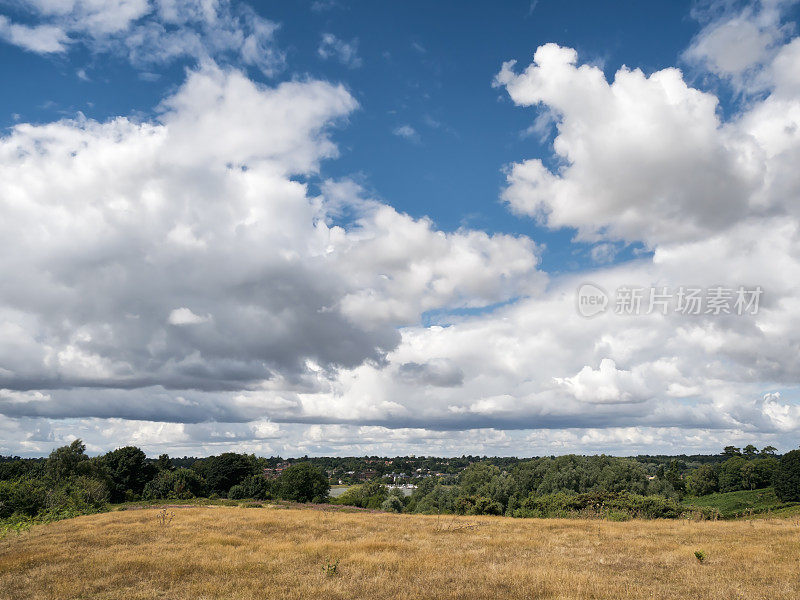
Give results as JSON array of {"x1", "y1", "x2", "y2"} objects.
[{"x1": 1, "y1": 442, "x2": 799, "y2": 523}]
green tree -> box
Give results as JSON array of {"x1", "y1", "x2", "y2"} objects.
[
  {"x1": 743, "y1": 444, "x2": 759, "y2": 458},
  {"x1": 277, "y1": 462, "x2": 329, "y2": 503},
  {"x1": 774, "y1": 449, "x2": 800, "y2": 502},
  {"x1": 193, "y1": 453, "x2": 256, "y2": 496},
  {"x1": 686, "y1": 464, "x2": 718, "y2": 496},
  {"x1": 664, "y1": 460, "x2": 686, "y2": 495},
  {"x1": 722, "y1": 446, "x2": 742, "y2": 457},
  {"x1": 155, "y1": 454, "x2": 174, "y2": 472},
  {"x1": 227, "y1": 475, "x2": 273, "y2": 500},
  {"x1": 718, "y1": 456, "x2": 747, "y2": 492},
  {"x1": 102, "y1": 446, "x2": 155, "y2": 502},
  {"x1": 46, "y1": 439, "x2": 88, "y2": 483},
  {"x1": 760, "y1": 446, "x2": 778, "y2": 456},
  {"x1": 143, "y1": 468, "x2": 203, "y2": 500}
]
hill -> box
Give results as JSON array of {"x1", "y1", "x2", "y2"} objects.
[
  {"x1": 683, "y1": 488, "x2": 800, "y2": 519},
  {"x1": 2, "y1": 506, "x2": 800, "y2": 599}
]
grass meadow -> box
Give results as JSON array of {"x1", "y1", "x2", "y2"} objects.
[{"x1": 2, "y1": 506, "x2": 800, "y2": 600}]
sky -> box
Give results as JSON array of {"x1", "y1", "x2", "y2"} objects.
[{"x1": 1, "y1": 0, "x2": 799, "y2": 458}]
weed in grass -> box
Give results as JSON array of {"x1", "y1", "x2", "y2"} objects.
[
  {"x1": 322, "y1": 557, "x2": 340, "y2": 577},
  {"x1": 155, "y1": 508, "x2": 174, "y2": 528}
]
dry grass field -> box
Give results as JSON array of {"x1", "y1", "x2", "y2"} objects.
[{"x1": 2, "y1": 506, "x2": 800, "y2": 600}]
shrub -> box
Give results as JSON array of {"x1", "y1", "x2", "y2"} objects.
[
  {"x1": 513, "y1": 491, "x2": 689, "y2": 519},
  {"x1": 381, "y1": 495, "x2": 403, "y2": 513},
  {"x1": 336, "y1": 481, "x2": 387, "y2": 509},
  {"x1": 454, "y1": 495, "x2": 503, "y2": 516},
  {"x1": 0, "y1": 478, "x2": 49, "y2": 518}
]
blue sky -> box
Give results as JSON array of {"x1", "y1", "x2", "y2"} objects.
[{"x1": 1, "y1": 0, "x2": 800, "y2": 457}]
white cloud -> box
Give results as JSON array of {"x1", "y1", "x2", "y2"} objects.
[
  {"x1": 0, "y1": 0, "x2": 285, "y2": 76},
  {"x1": 168, "y1": 308, "x2": 211, "y2": 325},
  {"x1": 317, "y1": 33, "x2": 361, "y2": 68},
  {"x1": 554, "y1": 359, "x2": 650, "y2": 404},
  {"x1": 392, "y1": 124, "x2": 420, "y2": 142},
  {"x1": 495, "y1": 43, "x2": 761, "y2": 247},
  {"x1": 683, "y1": 0, "x2": 797, "y2": 91},
  {"x1": 0, "y1": 61, "x2": 541, "y2": 410},
  {"x1": 0, "y1": 15, "x2": 69, "y2": 53}
]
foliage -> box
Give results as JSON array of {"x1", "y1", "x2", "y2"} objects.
[
  {"x1": 407, "y1": 481, "x2": 458, "y2": 514},
  {"x1": 513, "y1": 491, "x2": 708, "y2": 520},
  {"x1": 228, "y1": 475, "x2": 273, "y2": 500},
  {"x1": 454, "y1": 495, "x2": 503, "y2": 515},
  {"x1": 381, "y1": 495, "x2": 404, "y2": 513},
  {"x1": 774, "y1": 450, "x2": 800, "y2": 502},
  {"x1": 334, "y1": 480, "x2": 387, "y2": 509},
  {"x1": 0, "y1": 476, "x2": 107, "y2": 520},
  {"x1": 694, "y1": 550, "x2": 707, "y2": 563},
  {"x1": 143, "y1": 468, "x2": 203, "y2": 500},
  {"x1": 686, "y1": 463, "x2": 719, "y2": 496},
  {"x1": 682, "y1": 487, "x2": 793, "y2": 518},
  {"x1": 277, "y1": 462, "x2": 329, "y2": 503},
  {"x1": 46, "y1": 439, "x2": 89, "y2": 483},
  {"x1": 718, "y1": 456, "x2": 778, "y2": 492},
  {"x1": 102, "y1": 446, "x2": 156, "y2": 502},
  {"x1": 192, "y1": 453, "x2": 257, "y2": 496}
]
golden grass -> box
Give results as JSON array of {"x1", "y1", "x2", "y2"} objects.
[{"x1": 2, "y1": 507, "x2": 800, "y2": 600}]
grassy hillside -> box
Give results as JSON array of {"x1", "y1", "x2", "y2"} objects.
[
  {"x1": 2, "y1": 506, "x2": 800, "y2": 600},
  {"x1": 683, "y1": 488, "x2": 799, "y2": 519}
]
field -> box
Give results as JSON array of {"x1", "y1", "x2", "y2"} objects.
[{"x1": 2, "y1": 507, "x2": 800, "y2": 600}]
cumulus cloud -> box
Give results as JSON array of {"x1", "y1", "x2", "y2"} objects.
[
  {"x1": 554, "y1": 359, "x2": 650, "y2": 404},
  {"x1": 0, "y1": 61, "x2": 541, "y2": 416},
  {"x1": 495, "y1": 43, "x2": 762, "y2": 247}
]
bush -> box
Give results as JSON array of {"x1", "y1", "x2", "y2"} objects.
[
  {"x1": 381, "y1": 495, "x2": 403, "y2": 513},
  {"x1": 0, "y1": 478, "x2": 49, "y2": 518},
  {"x1": 336, "y1": 481, "x2": 387, "y2": 509},
  {"x1": 0, "y1": 476, "x2": 109, "y2": 519},
  {"x1": 227, "y1": 484, "x2": 249, "y2": 500},
  {"x1": 454, "y1": 495, "x2": 503, "y2": 515},
  {"x1": 774, "y1": 450, "x2": 800, "y2": 502},
  {"x1": 513, "y1": 491, "x2": 695, "y2": 520}
]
